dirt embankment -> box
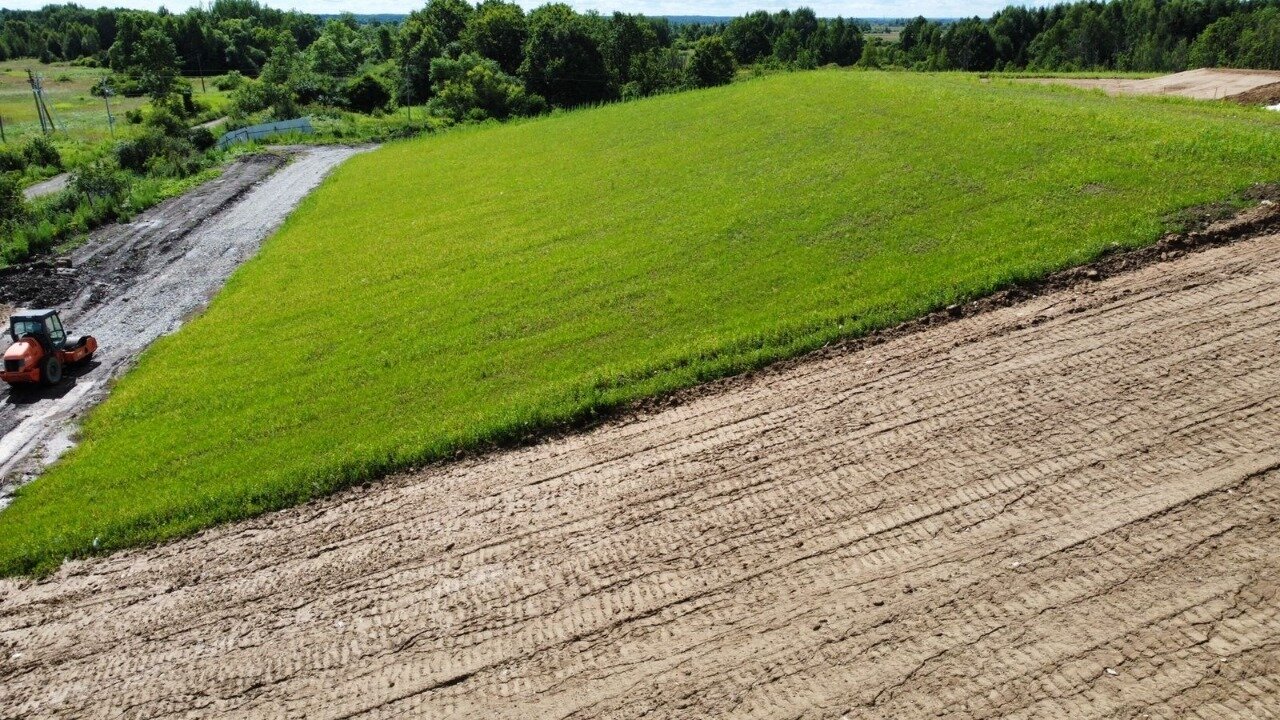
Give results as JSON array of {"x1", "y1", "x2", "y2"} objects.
[
  {"x1": 1, "y1": 202, "x2": 1278, "y2": 718},
  {"x1": 0, "y1": 146, "x2": 369, "y2": 501},
  {"x1": 1022, "y1": 67, "x2": 1280, "y2": 102}
]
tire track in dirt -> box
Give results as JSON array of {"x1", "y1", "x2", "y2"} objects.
[
  {"x1": 0, "y1": 146, "x2": 370, "y2": 502},
  {"x1": 2, "y1": 220, "x2": 1280, "y2": 717}
]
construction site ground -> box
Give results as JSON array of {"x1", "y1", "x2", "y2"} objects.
[
  {"x1": 1022, "y1": 67, "x2": 1280, "y2": 103},
  {"x1": 2, "y1": 201, "x2": 1278, "y2": 718}
]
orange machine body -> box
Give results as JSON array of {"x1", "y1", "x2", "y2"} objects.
[{"x1": 0, "y1": 310, "x2": 97, "y2": 386}]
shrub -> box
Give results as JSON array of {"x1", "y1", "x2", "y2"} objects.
[
  {"x1": 213, "y1": 71, "x2": 245, "y2": 91},
  {"x1": 687, "y1": 36, "x2": 736, "y2": 88},
  {"x1": 145, "y1": 106, "x2": 188, "y2": 136},
  {"x1": 188, "y1": 127, "x2": 217, "y2": 152},
  {"x1": 0, "y1": 145, "x2": 25, "y2": 173},
  {"x1": 115, "y1": 130, "x2": 192, "y2": 174},
  {"x1": 429, "y1": 53, "x2": 545, "y2": 122},
  {"x1": 22, "y1": 137, "x2": 62, "y2": 171},
  {"x1": 344, "y1": 74, "x2": 391, "y2": 114},
  {"x1": 0, "y1": 173, "x2": 25, "y2": 229},
  {"x1": 71, "y1": 160, "x2": 130, "y2": 207},
  {"x1": 92, "y1": 74, "x2": 143, "y2": 98}
]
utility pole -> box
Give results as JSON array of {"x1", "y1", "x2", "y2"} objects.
[
  {"x1": 196, "y1": 48, "x2": 207, "y2": 93},
  {"x1": 0, "y1": 115, "x2": 6, "y2": 144},
  {"x1": 102, "y1": 77, "x2": 116, "y2": 138},
  {"x1": 27, "y1": 70, "x2": 49, "y2": 135},
  {"x1": 28, "y1": 70, "x2": 58, "y2": 135}
]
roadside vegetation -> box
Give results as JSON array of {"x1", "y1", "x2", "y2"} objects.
[
  {"x1": 1, "y1": 70, "x2": 1278, "y2": 575},
  {"x1": 0, "y1": 50, "x2": 235, "y2": 263}
]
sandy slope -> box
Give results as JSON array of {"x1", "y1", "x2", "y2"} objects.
[
  {"x1": 1024, "y1": 67, "x2": 1280, "y2": 101},
  {"x1": 1, "y1": 207, "x2": 1278, "y2": 717}
]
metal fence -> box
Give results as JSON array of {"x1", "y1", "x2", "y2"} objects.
[{"x1": 217, "y1": 117, "x2": 314, "y2": 149}]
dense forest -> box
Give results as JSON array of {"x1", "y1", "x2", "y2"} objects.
[
  {"x1": 884, "y1": 0, "x2": 1280, "y2": 71},
  {"x1": 0, "y1": 0, "x2": 816, "y2": 122}
]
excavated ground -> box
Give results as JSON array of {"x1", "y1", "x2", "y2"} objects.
[
  {"x1": 1021, "y1": 67, "x2": 1280, "y2": 102},
  {"x1": 1, "y1": 204, "x2": 1279, "y2": 718}
]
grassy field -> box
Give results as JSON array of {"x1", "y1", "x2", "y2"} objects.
[
  {"x1": 0, "y1": 60, "x2": 230, "y2": 160},
  {"x1": 0, "y1": 60, "x2": 144, "y2": 145},
  {"x1": 3, "y1": 70, "x2": 1280, "y2": 575}
]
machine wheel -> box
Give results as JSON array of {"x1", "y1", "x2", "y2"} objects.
[{"x1": 40, "y1": 355, "x2": 63, "y2": 386}]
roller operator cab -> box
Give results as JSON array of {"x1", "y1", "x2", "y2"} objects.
[{"x1": 1, "y1": 310, "x2": 97, "y2": 386}]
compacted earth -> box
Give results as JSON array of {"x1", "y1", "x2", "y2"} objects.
[
  {"x1": 1, "y1": 203, "x2": 1278, "y2": 718},
  {"x1": 1023, "y1": 67, "x2": 1280, "y2": 103}
]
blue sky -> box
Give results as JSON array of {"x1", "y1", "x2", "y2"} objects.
[{"x1": 0, "y1": 0, "x2": 1024, "y2": 18}]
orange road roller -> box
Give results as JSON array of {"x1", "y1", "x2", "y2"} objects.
[{"x1": 1, "y1": 309, "x2": 97, "y2": 386}]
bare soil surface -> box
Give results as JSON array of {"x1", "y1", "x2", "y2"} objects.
[
  {"x1": 1232, "y1": 81, "x2": 1280, "y2": 107},
  {"x1": 1024, "y1": 67, "x2": 1280, "y2": 101},
  {"x1": 2, "y1": 206, "x2": 1279, "y2": 718},
  {"x1": 0, "y1": 145, "x2": 368, "y2": 502}
]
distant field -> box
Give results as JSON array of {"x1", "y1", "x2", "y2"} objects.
[
  {"x1": 865, "y1": 25, "x2": 902, "y2": 42},
  {"x1": 2, "y1": 70, "x2": 1280, "y2": 575},
  {"x1": 0, "y1": 60, "x2": 230, "y2": 146}
]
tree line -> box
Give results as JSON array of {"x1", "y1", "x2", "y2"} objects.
[
  {"x1": 883, "y1": 0, "x2": 1280, "y2": 71},
  {"x1": 2, "y1": 0, "x2": 1278, "y2": 123}
]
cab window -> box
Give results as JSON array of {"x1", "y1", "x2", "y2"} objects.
[
  {"x1": 46, "y1": 315, "x2": 66, "y2": 346},
  {"x1": 11, "y1": 319, "x2": 41, "y2": 339}
]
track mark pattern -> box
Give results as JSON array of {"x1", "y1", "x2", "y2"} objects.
[{"x1": 1, "y1": 231, "x2": 1279, "y2": 718}]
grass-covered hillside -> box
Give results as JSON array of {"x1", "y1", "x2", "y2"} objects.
[{"x1": 4, "y1": 70, "x2": 1280, "y2": 575}]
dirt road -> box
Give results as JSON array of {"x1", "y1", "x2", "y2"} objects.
[
  {"x1": 1023, "y1": 67, "x2": 1280, "y2": 102},
  {"x1": 0, "y1": 146, "x2": 367, "y2": 502},
  {"x1": 21, "y1": 173, "x2": 68, "y2": 201},
  {"x1": 2, "y1": 210, "x2": 1278, "y2": 717}
]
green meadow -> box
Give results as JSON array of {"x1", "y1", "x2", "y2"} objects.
[{"x1": 3, "y1": 70, "x2": 1279, "y2": 575}]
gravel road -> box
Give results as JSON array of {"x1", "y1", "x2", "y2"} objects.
[
  {"x1": 0, "y1": 146, "x2": 368, "y2": 502},
  {"x1": 1, "y1": 208, "x2": 1277, "y2": 717},
  {"x1": 21, "y1": 173, "x2": 68, "y2": 201}
]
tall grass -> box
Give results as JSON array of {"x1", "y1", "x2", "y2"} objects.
[{"x1": 2, "y1": 70, "x2": 1279, "y2": 575}]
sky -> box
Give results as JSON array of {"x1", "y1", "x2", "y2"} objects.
[{"x1": 0, "y1": 0, "x2": 1030, "y2": 19}]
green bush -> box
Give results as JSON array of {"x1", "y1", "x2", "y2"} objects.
[
  {"x1": 0, "y1": 145, "x2": 25, "y2": 173},
  {"x1": 344, "y1": 74, "x2": 392, "y2": 114},
  {"x1": 0, "y1": 173, "x2": 26, "y2": 229},
  {"x1": 688, "y1": 36, "x2": 736, "y2": 88},
  {"x1": 22, "y1": 137, "x2": 62, "y2": 171},
  {"x1": 188, "y1": 127, "x2": 217, "y2": 152},
  {"x1": 429, "y1": 53, "x2": 545, "y2": 122},
  {"x1": 72, "y1": 160, "x2": 130, "y2": 206},
  {"x1": 115, "y1": 129, "x2": 199, "y2": 176},
  {"x1": 213, "y1": 71, "x2": 245, "y2": 91}
]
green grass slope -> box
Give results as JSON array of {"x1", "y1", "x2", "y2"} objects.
[{"x1": 4, "y1": 71, "x2": 1280, "y2": 574}]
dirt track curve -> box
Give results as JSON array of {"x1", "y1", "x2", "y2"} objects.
[
  {"x1": 0, "y1": 146, "x2": 367, "y2": 500},
  {"x1": 3, "y1": 220, "x2": 1280, "y2": 717}
]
